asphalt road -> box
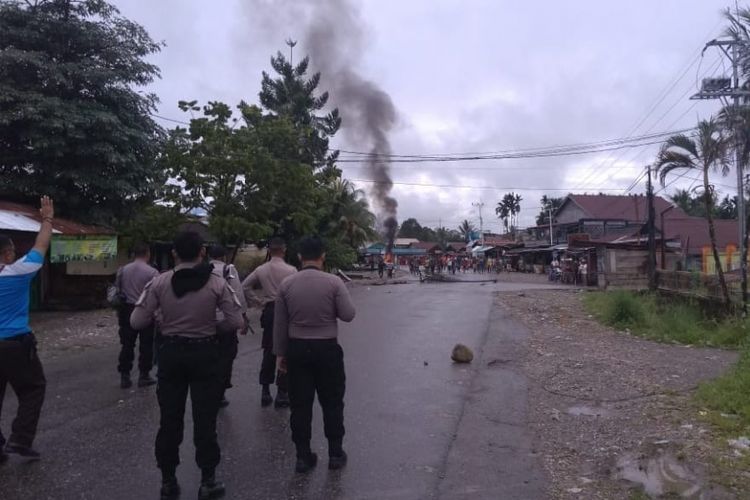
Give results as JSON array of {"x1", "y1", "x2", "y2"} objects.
[{"x1": 1, "y1": 278, "x2": 557, "y2": 500}]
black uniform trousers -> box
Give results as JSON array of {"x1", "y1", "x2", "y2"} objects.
[
  {"x1": 218, "y1": 330, "x2": 238, "y2": 392},
  {"x1": 259, "y1": 303, "x2": 287, "y2": 391},
  {"x1": 155, "y1": 337, "x2": 223, "y2": 473},
  {"x1": 287, "y1": 338, "x2": 345, "y2": 453},
  {"x1": 0, "y1": 333, "x2": 46, "y2": 448},
  {"x1": 117, "y1": 303, "x2": 154, "y2": 375}
]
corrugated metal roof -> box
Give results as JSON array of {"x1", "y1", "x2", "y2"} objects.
[
  {"x1": 0, "y1": 210, "x2": 62, "y2": 233},
  {"x1": 0, "y1": 201, "x2": 114, "y2": 235}
]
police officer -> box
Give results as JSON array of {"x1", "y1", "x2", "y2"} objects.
[
  {"x1": 0, "y1": 196, "x2": 53, "y2": 462},
  {"x1": 207, "y1": 245, "x2": 247, "y2": 408},
  {"x1": 242, "y1": 237, "x2": 296, "y2": 408},
  {"x1": 114, "y1": 242, "x2": 159, "y2": 389},
  {"x1": 273, "y1": 236, "x2": 356, "y2": 473},
  {"x1": 131, "y1": 231, "x2": 243, "y2": 500}
]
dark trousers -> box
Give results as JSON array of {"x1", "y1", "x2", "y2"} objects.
[
  {"x1": 287, "y1": 339, "x2": 345, "y2": 454},
  {"x1": 259, "y1": 303, "x2": 287, "y2": 391},
  {"x1": 155, "y1": 338, "x2": 223, "y2": 472},
  {"x1": 0, "y1": 334, "x2": 46, "y2": 448},
  {"x1": 218, "y1": 331, "x2": 238, "y2": 393},
  {"x1": 118, "y1": 304, "x2": 154, "y2": 374}
]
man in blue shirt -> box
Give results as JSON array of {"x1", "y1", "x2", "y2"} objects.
[{"x1": 0, "y1": 196, "x2": 54, "y2": 463}]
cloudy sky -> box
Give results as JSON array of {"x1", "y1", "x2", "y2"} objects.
[{"x1": 115, "y1": 0, "x2": 734, "y2": 233}]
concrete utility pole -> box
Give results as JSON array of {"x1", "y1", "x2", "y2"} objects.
[
  {"x1": 548, "y1": 206, "x2": 554, "y2": 245},
  {"x1": 473, "y1": 202, "x2": 485, "y2": 246},
  {"x1": 691, "y1": 36, "x2": 750, "y2": 312},
  {"x1": 647, "y1": 165, "x2": 657, "y2": 291}
]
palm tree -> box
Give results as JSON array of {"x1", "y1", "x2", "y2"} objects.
[
  {"x1": 495, "y1": 200, "x2": 510, "y2": 234},
  {"x1": 512, "y1": 193, "x2": 522, "y2": 233},
  {"x1": 327, "y1": 179, "x2": 377, "y2": 249},
  {"x1": 458, "y1": 219, "x2": 476, "y2": 241},
  {"x1": 655, "y1": 118, "x2": 732, "y2": 304}
]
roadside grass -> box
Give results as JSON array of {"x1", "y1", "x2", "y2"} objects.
[
  {"x1": 582, "y1": 290, "x2": 747, "y2": 348},
  {"x1": 584, "y1": 290, "x2": 750, "y2": 491},
  {"x1": 696, "y1": 351, "x2": 750, "y2": 492}
]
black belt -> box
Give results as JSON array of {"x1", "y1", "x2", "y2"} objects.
[
  {"x1": 162, "y1": 335, "x2": 219, "y2": 345},
  {"x1": 288, "y1": 337, "x2": 337, "y2": 344}
]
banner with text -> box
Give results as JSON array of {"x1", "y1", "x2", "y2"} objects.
[{"x1": 50, "y1": 235, "x2": 118, "y2": 263}]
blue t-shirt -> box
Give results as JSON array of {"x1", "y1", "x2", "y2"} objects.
[{"x1": 0, "y1": 250, "x2": 44, "y2": 338}]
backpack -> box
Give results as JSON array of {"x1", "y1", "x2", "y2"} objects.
[{"x1": 107, "y1": 268, "x2": 125, "y2": 307}]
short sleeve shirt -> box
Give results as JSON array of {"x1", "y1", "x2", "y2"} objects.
[{"x1": 0, "y1": 250, "x2": 44, "y2": 338}]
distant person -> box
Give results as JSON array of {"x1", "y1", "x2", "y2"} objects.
[
  {"x1": 242, "y1": 237, "x2": 296, "y2": 408},
  {"x1": 131, "y1": 231, "x2": 243, "y2": 500},
  {"x1": 114, "y1": 242, "x2": 159, "y2": 389},
  {"x1": 377, "y1": 258, "x2": 385, "y2": 278},
  {"x1": 273, "y1": 236, "x2": 356, "y2": 473},
  {"x1": 0, "y1": 196, "x2": 54, "y2": 461},
  {"x1": 208, "y1": 245, "x2": 248, "y2": 408}
]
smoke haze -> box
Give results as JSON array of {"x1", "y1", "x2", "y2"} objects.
[{"x1": 242, "y1": 0, "x2": 399, "y2": 246}]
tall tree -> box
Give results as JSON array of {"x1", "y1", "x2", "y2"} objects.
[
  {"x1": 656, "y1": 119, "x2": 732, "y2": 305},
  {"x1": 0, "y1": 0, "x2": 165, "y2": 223},
  {"x1": 260, "y1": 52, "x2": 341, "y2": 180},
  {"x1": 495, "y1": 199, "x2": 510, "y2": 234},
  {"x1": 457, "y1": 219, "x2": 476, "y2": 241},
  {"x1": 161, "y1": 100, "x2": 320, "y2": 248}
]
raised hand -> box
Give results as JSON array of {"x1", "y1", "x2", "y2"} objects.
[{"x1": 39, "y1": 196, "x2": 54, "y2": 220}]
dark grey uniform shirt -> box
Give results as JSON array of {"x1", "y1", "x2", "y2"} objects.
[{"x1": 273, "y1": 268, "x2": 356, "y2": 356}]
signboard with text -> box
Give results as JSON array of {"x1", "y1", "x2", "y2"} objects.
[{"x1": 50, "y1": 235, "x2": 118, "y2": 263}]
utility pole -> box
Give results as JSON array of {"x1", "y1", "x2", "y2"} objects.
[
  {"x1": 548, "y1": 206, "x2": 554, "y2": 245},
  {"x1": 473, "y1": 202, "x2": 485, "y2": 246},
  {"x1": 691, "y1": 36, "x2": 750, "y2": 312},
  {"x1": 647, "y1": 165, "x2": 657, "y2": 291}
]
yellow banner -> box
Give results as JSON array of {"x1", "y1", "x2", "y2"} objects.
[{"x1": 50, "y1": 235, "x2": 118, "y2": 263}]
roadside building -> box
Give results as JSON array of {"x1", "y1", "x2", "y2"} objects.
[{"x1": 0, "y1": 200, "x2": 119, "y2": 309}]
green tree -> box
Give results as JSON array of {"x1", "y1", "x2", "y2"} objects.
[
  {"x1": 536, "y1": 196, "x2": 564, "y2": 226},
  {"x1": 457, "y1": 219, "x2": 476, "y2": 241},
  {"x1": 260, "y1": 52, "x2": 341, "y2": 180},
  {"x1": 324, "y1": 179, "x2": 376, "y2": 250},
  {"x1": 656, "y1": 118, "x2": 732, "y2": 304},
  {"x1": 0, "y1": 0, "x2": 165, "y2": 223},
  {"x1": 398, "y1": 218, "x2": 424, "y2": 239},
  {"x1": 161, "y1": 100, "x2": 320, "y2": 249}
]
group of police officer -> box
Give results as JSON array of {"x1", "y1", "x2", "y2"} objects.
[{"x1": 0, "y1": 197, "x2": 357, "y2": 500}]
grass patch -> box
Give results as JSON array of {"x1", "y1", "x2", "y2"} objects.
[
  {"x1": 696, "y1": 345, "x2": 750, "y2": 435},
  {"x1": 583, "y1": 291, "x2": 748, "y2": 348}
]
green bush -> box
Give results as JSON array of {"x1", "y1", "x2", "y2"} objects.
[
  {"x1": 605, "y1": 291, "x2": 646, "y2": 328},
  {"x1": 583, "y1": 291, "x2": 746, "y2": 348}
]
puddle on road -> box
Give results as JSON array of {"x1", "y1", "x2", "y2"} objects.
[
  {"x1": 566, "y1": 405, "x2": 610, "y2": 417},
  {"x1": 615, "y1": 451, "x2": 704, "y2": 498}
]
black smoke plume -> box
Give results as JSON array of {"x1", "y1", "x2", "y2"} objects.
[{"x1": 243, "y1": 0, "x2": 399, "y2": 248}]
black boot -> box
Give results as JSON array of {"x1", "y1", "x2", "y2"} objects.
[
  {"x1": 198, "y1": 469, "x2": 225, "y2": 500},
  {"x1": 295, "y1": 451, "x2": 318, "y2": 474},
  {"x1": 261, "y1": 385, "x2": 272, "y2": 407},
  {"x1": 328, "y1": 438, "x2": 347, "y2": 470},
  {"x1": 120, "y1": 373, "x2": 132, "y2": 389},
  {"x1": 274, "y1": 390, "x2": 289, "y2": 409},
  {"x1": 138, "y1": 372, "x2": 157, "y2": 387},
  {"x1": 160, "y1": 469, "x2": 180, "y2": 500}
]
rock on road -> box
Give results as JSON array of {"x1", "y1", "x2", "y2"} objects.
[{"x1": 0, "y1": 278, "x2": 559, "y2": 500}]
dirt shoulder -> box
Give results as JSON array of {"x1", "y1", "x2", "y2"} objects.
[{"x1": 496, "y1": 288, "x2": 744, "y2": 499}]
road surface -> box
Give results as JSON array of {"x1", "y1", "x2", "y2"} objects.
[{"x1": 1, "y1": 278, "x2": 558, "y2": 500}]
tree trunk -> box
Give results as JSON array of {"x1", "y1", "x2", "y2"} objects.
[{"x1": 704, "y1": 171, "x2": 731, "y2": 306}]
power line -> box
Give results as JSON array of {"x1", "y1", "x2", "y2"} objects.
[{"x1": 349, "y1": 178, "x2": 621, "y2": 192}]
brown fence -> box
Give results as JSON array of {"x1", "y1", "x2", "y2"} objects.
[{"x1": 656, "y1": 269, "x2": 742, "y2": 303}]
